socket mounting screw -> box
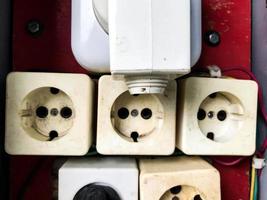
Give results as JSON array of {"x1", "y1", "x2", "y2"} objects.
[
  {"x1": 205, "y1": 31, "x2": 221, "y2": 47},
  {"x1": 26, "y1": 20, "x2": 43, "y2": 36}
]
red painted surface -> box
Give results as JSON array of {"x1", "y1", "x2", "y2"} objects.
[{"x1": 11, "y1": 0, "x2": 251, "y2": 199}]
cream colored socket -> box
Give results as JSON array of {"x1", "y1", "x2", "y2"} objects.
[
  {"x1": 139, "y1": 156, "x2": 221, "y2": 200},
  {"x1": 97, "y1": 75, "x2": 177, "y2": 155},
  {"x1": 5, "y1": 72, "x2": 94, "y2": 155},
  {"x1": 177, "y1": 77, "x2": 258, "y2": 155}
]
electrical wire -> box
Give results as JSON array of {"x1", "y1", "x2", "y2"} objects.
[
  {"x1": 254, "y1": 171, "x2": 258, "y2": 200},
  {"x1": 250, "y1": 166, "x2": 256, "y2": 200},
  {"x1": 212, "y1": 157, "x2": 247, "y2": 166},
  {"x1": 221, "y1": 67, "x2": 267, "y2": 125}
]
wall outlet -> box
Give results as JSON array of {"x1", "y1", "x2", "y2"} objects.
[
  {"x1": 139, "y1": 156, "x2": 221, "y2": 200},
  {"x1": 96, "y1": 75, "x2": 177, "y2": 155},
  {"x1": 58, "y1": 157, "x2": 138, "y2": 200},
  {"x1": 177, "y1": 77, "x2": 258, "y2": 155},
  {"x1": 5, "y1": 72, "x2": 94, "y2": 155}
]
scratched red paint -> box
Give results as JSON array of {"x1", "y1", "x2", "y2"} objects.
[{"x1": 11, "y1": 0, "x2": 251, "y2": 199}]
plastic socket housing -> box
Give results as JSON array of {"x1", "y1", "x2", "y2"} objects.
[
  {"x1": 96, "y1": 75, "x2": 177, "y2": 155},
  {"x1": 5, "y1": 72, "x2": 94, "y2": 155},
  {"x1": 177, "y1": 77, "x2": 258, "y2": 155}
]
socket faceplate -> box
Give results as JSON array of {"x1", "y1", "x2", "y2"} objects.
[
  {"x1": 177, "y1": 77, "x2": 258, "y2": 155},
  {"x1": 5, "y1": 72, "x2": 94, "y2": 155},
  {"x1": 97, "y1": 75, "x2": 176, "y2": 155}
]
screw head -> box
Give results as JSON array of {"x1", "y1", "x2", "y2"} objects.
[
  {"x1": 205, "y1": 31, "x2": 220, "y2": 47},
  {"x1": 26, "y1": 20, "x2": 43, "y2": 36}
]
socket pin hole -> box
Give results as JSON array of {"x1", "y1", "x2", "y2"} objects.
[
  {"x1": 49, "y1": 130, "x2": 58, "y2": 141},
  {"x1": 50, "y1": 87, "x2": 60, "y2": 94},
  {"x1": 170, "y1": 186, "x2": 182, "y2": 195},
  {"x1": 141, "y1": 108, "x2": 152, "y2": 120},
  {"x1": 207, "y1": 111, "x2": 214, "y2": 119},
  {"x1": 197, "y1": 109, "x2": 206, "y2": 120},
  {"x1": 118, "y1": 107, "x2": 129, "y2": 119},
  {"x1": 194, "y1": 194, "x2": 203, "y2": 200},
  {"x1": 50, "y1": 108, "x2": 59, "y2": 116},
  {"x1": 36, "y1": 106, "x2": 48, "y2": 118},
  {"x1": 131, "y1": 109, "x2": 139, "y2": 117},
  {"x1": 207, "y1": 132, "x2": 215, "y2": 140},
  {"x1": 172, "y1": 197, "x2": 179, "y2": 200},
  {"x1": 209, "y1": 93, "x2": 217, "y2": 98},
  {"x1": 131, "y1": 132, "x2": 139, "y2": 142},
  {"x1": 133, "y1": 94, "x2": 139, "y2": 97},
  {"x1": 217, "y1": 110, "x2": 227, "y2": 121},
  {"x1": 60, "y1": 107, "x2": 72, "y2": 119}
]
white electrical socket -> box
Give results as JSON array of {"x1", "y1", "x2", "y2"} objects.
[
  {"x1": 5, "y1": 72, "x2": 94, "y2": 155},
  {"x1": 58, "y1": 157, "x2": 138, "y2": 200},
  {"x1": 71, "y1": 0, "x2": 202, "y2": 73},
  {"x1": 177, "y1": 77, "x2": 258, "y2": 156},
  {"x1": 139, "y1": 156, "x2": 221, "y2": 200},
  {"x1": 96, "y1": 75, "x2": 177, "y2": 155}
]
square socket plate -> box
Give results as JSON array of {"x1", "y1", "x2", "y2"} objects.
[
  {"x1": 97, "y1": 75, "x2": 177, "y2": 155},
  {"x1": 177, "y1": 77, "x2": 258, "y2": 155},
  {"x1": 139, "y1": 156, "x2": 221, "y2": 200},
  {"x1": 59, "y1": 157, "x2": 138, "y2": 200},
  {"x1": 5, "y1": 72, "x2": 94, "y2": 155}
]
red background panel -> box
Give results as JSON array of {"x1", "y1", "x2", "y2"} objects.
[{"x1": 11, "y1": 0, "x2": 251, "y2": 199}]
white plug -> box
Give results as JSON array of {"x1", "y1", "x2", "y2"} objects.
[
  {"x1": 139, "y1": 156, "x2": 221, "y2": 200},
  {"x1": 5, "y1": 72, "x2": 95, "y2": 155},
  {"x1": 177, "y1": 77, "x2": 258, "y2": 156},
  {"x1": 96, "y1": 75, "x2": 177, "y2": 155},
  {"x1": 58, "y1": 157, "x2": 138, "y2": 200},
  {"x1": 71, "y1": 0, "x2": 202, "y2": 94}
]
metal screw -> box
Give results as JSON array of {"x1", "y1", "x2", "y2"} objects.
[
  {"x1": 26, "y1": 20, "x2": 43, "y2": 36},
  {"x1": 207, "y1": 111, "x2": 214, "y2": 119},
  {"x1": 131, "y1": 109, "x2": 139, "y2": 117},
  {"x1": 205, "y1": 31, "x2": 220, "y2": 47},
  {"x1": 50, "y1": 108, "x2": 59, "y2": 116}
]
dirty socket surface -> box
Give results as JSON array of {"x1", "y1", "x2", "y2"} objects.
[
  {"x1": 20, "y1": 87, "x2": 75, "y2": 141},
  {"x1": 111, "y1": 91, "x2": 164, "y2": 142},
  {"x1": 197, "y1": 92, "x2": 244, "y2": 143}
]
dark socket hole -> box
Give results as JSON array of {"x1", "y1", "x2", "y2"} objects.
[
  {"x1": 50, "y1": 108, "x2": 59, "y2": 116},
  {"x1": 209, "y1": 93, "x2": 217, "y2": 98},
  {"x1": 49, "y1": 131, "x2": 58, "y2": 141},
  {"x1": 172, "y1": 197, "x2": 179, "y2": 200},
  {"x1": 170, "y1": 186, "x2": 182, "y2": 195},
  {"x1": 194, "y1": 194, "x2": 203, "y2": 200},
  {"x1": 50, "y1": 87, "x2": 60, "y2": 94},
  {"x1": 141, "y1": 108, "x2": 152, "y2": 120},
  {"x1": 36, "y1": 106, "x2": 48, "y2": 118},
  {"x1": 197, "y1": 109, "x2": 206, "y2": 120},
  {"x1": 207, "y1": 132, "x2": 215, "y2": 140},
  {"x1": 133, "y1": 94, "x2": 139, "y2": 97},
  {"x1": 131, "y1": 109, "x2": 139, "y2": 117},
  {"x1": 60, "y1": 107, "x2": 72, "y2": 119},
  {"x1": 217, "y1": 110, "x2": 227, "y2": 121},
  {"x1": 73, "y1": 183, "x2": 121, "y2": 200},
  {"x1": 131, "y1": 132, "x2": 139, "y2": 142},
  {"x1": 117, "y1": 107, "x2": 129, "y2": 119}
]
